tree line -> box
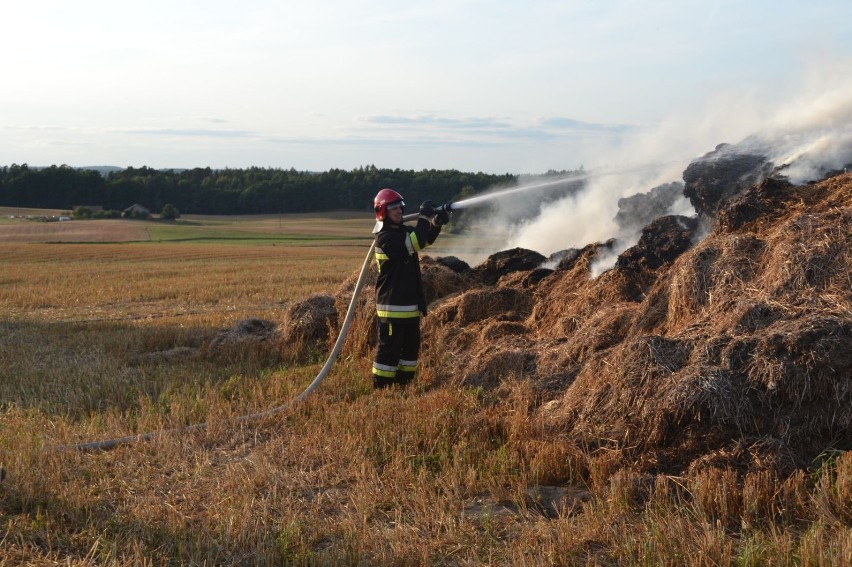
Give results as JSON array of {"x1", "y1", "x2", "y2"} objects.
[{"x1": 0, "y1": 164, "x2": 520, "y2": 215}]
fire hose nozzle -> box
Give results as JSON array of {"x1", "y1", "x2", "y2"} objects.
[{"x1": 435, "y1": 202, "x2": 453, "y2": 213}]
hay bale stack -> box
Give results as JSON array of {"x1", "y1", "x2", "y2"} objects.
[
  {"x1": 420, "y1": 256, "x2": 469, "y2": 304},
  {"x1": 414, "y1": 173, "x2": 850, "y2": 475},
  {"x1": 543, "y1": 174, "x2": 852, "y2": 473}
]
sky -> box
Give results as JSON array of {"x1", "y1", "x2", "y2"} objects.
[{"x1": 2, "y1": 0, "x2": 852, "y2": 175}]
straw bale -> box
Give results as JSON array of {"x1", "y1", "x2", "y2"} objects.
[
  {"x1": 201, "y1": 317, "x2": 280, "y2": 360},
  {"x1": 558, "y1": 302, "x2": 638, "y2": 363},
  {"x1": 480, "y1": 320, "x2": 529, "y2": 342},
  {"x1": 615, "y1": 181, "x2": 685, "y2": 232},
  {"x1": 716, "y1": 177, "x2": 796, "y2": 232},
  {"x1": 207, "y1": 318, "x2": 279, "y2": 346},
  {"x1": 682, "y1": 142, "x2": 773, "y2": 218},
  {"x1": 436, "y1": 255, "x2": 471, "y2": 273},
  {"x1": 660, "y1": 234, "x2": 767, "y2": 333},
  {"x1": 497, "y1": 267, "x2": 554, "y2": 288},
  {"x1": 429, "y1": 286, "x2": 534, "y2": 327},
  {"x1": 276, "y1": 294, "x2": 339, "y2": 361},
  {"x1": 529, "y1": 243, "x2": 633, "y2": 334},
  {"x1": 552, "y1": 336, "x2": 696, "y2": 443},
  {"x1": 459, "y1": 347, "x2": 536, "y2": 390},
  {"x1": 745, "y1": 315, "x2": 852, "y2": 405},
  {"x1": 757, "y1": 208, "x2": 851, "y2": 298},
  {"x1": 471, "y1": 247, "x2": 547, "y2": 285},
  {"x1": 533, "y1": 342, "x2": 583, "y2": 394},
  {"x1": 727, "y1": 301, "x2": 784, "y2": 334},
  {"x1": 616, "y1": 215, "x2": 699, "y2": 274},
  {"x1": 420, "y1": 256, "x2": 469, "y2": 304},
  {"x1": 550, "y1": 248, "x2": 581, "y2": 271}
]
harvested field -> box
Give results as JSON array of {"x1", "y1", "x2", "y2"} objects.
[
  {"x1": 0, "y1": 219, "x2": 150, "y2": 243},
  {"x1": 3, "y1": 171, "x2": 851, "y2": 565},
  {"x1": 0, "y1": 242, "x2": 366, "y2": 324}
]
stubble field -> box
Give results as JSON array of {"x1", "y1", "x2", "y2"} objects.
[{"x1": 0, "y1": 212, "x2": 849, "y2": 565}]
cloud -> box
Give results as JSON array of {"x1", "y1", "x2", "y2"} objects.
[
  {"x1": 539, "y1": 116, "x2": 634, "y2": 133},
  {"x1": 115, "y1": 128, "x2": 257, "y2": 138},
  {"x1": 353, "y1": 113, "x2": 633, "y2": 146},
  {"x1": 265, "y1": 133, "x2": 504, "y2": 149},
  {"x1": 359, "y1": 114, "x2": 511, "y2": 129},
  {"x1": 2, "y1": 125, "x2": 78, "y2": 132}
]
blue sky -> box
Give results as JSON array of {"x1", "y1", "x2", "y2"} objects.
[{"x1": 3, "y1": 0, "x2": 851, "y2": 174}]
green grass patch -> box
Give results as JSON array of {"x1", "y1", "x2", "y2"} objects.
[{"x1": 146, "y1": 222, "x2": 370, "y2": 245}]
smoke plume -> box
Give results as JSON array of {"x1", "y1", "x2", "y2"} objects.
[{"x1": 444, "y1": 62, "x2": 852, "y2": 273}]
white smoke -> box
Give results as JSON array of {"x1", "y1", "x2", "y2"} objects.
[
  {"x1": 439, "y1": 59, "x2": 852, "y2": 270},
  {"x1": 762, "y1": 85, "x2": 852, "y2": 183}
]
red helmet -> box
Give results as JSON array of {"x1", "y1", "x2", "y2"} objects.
[{"x1": 373, "y1": 188, "x2": 405, "y2": 221}]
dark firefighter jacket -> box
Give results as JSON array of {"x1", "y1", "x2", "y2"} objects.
[{"x1": 374, "y1": 216, "x2": 441, "y2": 320}]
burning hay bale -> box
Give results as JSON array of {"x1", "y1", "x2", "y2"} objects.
[
  {"x1": 716, "y1": 177, "x2": 796, "y2": 232},
  {"x1": 616, "y1": 215, "x2": 699, "y2": 274},
  {"x1": 614, "y1": 181, "x2": 685, "y2": 232},
  {"x1": 414, "y1": 172, "x2": 851, "y2": 476},
  {"x1": 306, "y1": 168, "x2": 851, "y2": 478},
  {"x1": 683, "y1": 141, "x2": 775, "y2": 218},
  {"x1": 436, "y1": 255, "x2": 471, "y2": 273},
  {"x1": 470, "y1": 247, "x2": 547, "y2": 285}
]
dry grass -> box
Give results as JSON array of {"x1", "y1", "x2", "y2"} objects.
[
  {"x1": 1, "y1": 203, "x2": 850, "y2": 565},
  {"x1": 0, "y1": 242, "x2": 367, "y2": 325}
]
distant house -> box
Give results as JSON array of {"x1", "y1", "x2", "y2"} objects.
[{"x1": 122, "y1": 204, "x2": 151, "y2": 219}]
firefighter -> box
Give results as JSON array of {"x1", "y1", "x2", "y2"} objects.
[{"x1": 371, "y1": 188, "x2": 450, "y2": 388}]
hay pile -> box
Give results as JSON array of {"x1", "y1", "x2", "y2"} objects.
[
  {"x1": 277, "y1": 171, "x2": 849, "y2": 475},
  {"x1": 202, "y1": 296, "x2": 338, "y2": 363},
  {"x1": 411, "y1": 172, "x2": 851, "y2": 475}
]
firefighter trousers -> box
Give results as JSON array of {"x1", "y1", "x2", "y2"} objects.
[{"x1": 372, "y1": 318, "x2": 420, "y2": 388}]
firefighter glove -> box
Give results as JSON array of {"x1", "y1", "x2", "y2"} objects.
[
  {"x1": 419, "y1": 201, "x2": 436, "y2": 217},
  {"x1": 434, "y1": 210, "x2": 450, "y2": 226}
]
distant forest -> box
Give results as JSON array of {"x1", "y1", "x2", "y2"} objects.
[{"x1": 0, "y1": 164, "x2": 525, "y2": 215}]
